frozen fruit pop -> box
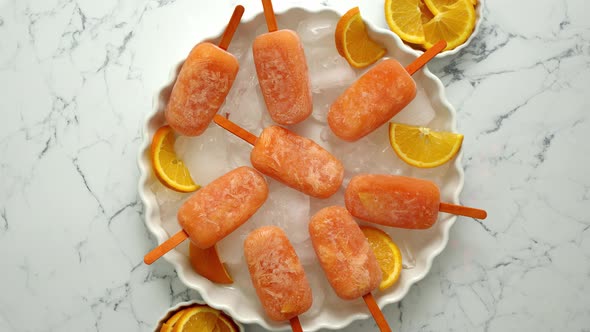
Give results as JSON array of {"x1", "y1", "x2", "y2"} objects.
[
  {"x1": 144, "y1": 166, "x2": 268, "y2": 265},
  {"x1": 309, "y1": 206, "x2": 391, "y2": 332},
  {"x1": 253, "y1": 0, "x2": 312, "y2": 125},
  {"x1": 309, "y1": 206, "x2": 381, "y2": 299},
  {"x1": 328, "y1": 40, "x2": 447, "y2": 142},
  {"x1": 178, "y1": 166, "x2": 269, "y2": 248},
  {"x1": 251, "y1": 126, "x2": 343, "y2": 198},
  {"x1": 165, "y1": 6, "x2": 244, "y2": 136},
  {"x1": 213, "y1": 115, "x2": 344, "y2": 198},
  {"x1": 345, "y1": 174, "x2": 487, "y2": 229},
  {"x1": 244, "y1": 226, "x2": 312, "y2": 330}
]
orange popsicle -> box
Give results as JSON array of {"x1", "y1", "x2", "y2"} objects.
[
  {"x1": 309, "y1": 206, "x2": 391, "y2": 332},
  {"x1": 253, "y1": 0, "x2": 312, "y2": 125},
  {"x1": 165, "y1": 6, "x2": 244, "y2": 136},
  {"x1": 178, "y1": 166, "x2": 269, "y2": 249},
  {"x1": 328, "y1": 40, "x2": 448, "y2": 142},
  {"x1": 345, "y1": 174, "x2": 487, "y2": 229},
  {"x1": 328, "y1": 59, "x2": 416, "y2": 141},
  {"x1": 309, "y1": 206, "x2": 382, "y2": 299},
  {"x1": 144, "y1": 166, "x2": 269, "y2": 265},
  {"x1": 251, "y1": 126, "x2": 344, "y2": 198},
  {"x1": 213, "y1": 115, "x2": 344, "y2": 199},
  {"x1": 244, "y1": 226, "x2": 312, "y2": 323}
]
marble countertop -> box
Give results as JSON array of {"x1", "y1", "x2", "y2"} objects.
[{"x1": 1, "y1": 0, "x2": 589, "y2": 331}]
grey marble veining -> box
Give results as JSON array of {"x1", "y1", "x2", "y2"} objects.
[{"x1": 1, "y1": 0, "x2": 589, "y2": 331}]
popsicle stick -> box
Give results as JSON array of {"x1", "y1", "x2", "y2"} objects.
[
  {"x1": 213, "y1": 114, "x2": 258, "y2": 145},
  {"x1": 261, "y1": 0, "x2": 278, "y2": 32},
  {"x1": 362, "y1": 293, "x2": 392, "y2": 332},
  {"x1": 289, "y1": 316, "x2": 303, "y2": 332},
  {"x1": 218, "y1": 5, "x2": 245, "y2": 51},
  {"x1": 439, "y1": 202, "x2": 487, "y2": 220},
  {"x1": 144, "y1": 230, "x2": 189, "y2": 265},
  {"x1": 405, "y1": 40, "x2": 447, "y2": 76}
]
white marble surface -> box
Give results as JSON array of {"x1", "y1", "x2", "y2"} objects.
[{"x1": 0, "y1": 0, "x2": 589, "y2": 331}]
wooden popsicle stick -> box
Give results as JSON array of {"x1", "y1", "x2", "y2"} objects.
[
  {"x1": 439, "y1": 202, "x2": 487, "y2": 220},
  {"x1": 213, "y1": 114, "x2": 258, "y2": 145},
  {"x1": 218, "y1": 5, "x2": 245, "y2": 50},
  {"x1": 405, "y1": 40, "x2": 447, "y2": 76},
  {"x1": 362, "y1": 293, "x2": 392, "y2": 332},
  {"x1": 289, "y1": 316, "x2": 303, "y2": 332},
  {"x1": 144, "y1": 230, "x2": 189, "y2": 265},
  {"x1": 261, "y1": 0, "x2": 278, "y2": 32}
]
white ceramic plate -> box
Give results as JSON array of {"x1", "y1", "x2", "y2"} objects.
[
  {"x1": 388, "y1": 0, "x2": 485, "y2": 58},
  {"x1": 138, "y1": 5, "x2": 464, "y2": 331}
]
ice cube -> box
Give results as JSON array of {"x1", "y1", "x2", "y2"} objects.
[
  {"x1": 297, "y1": 17, "x2": 335, "y2": 44},
  {"x1": 259, "y1": 107, "x2": 276, "y2": 129},
  {"x1": 333, "y1": 135, "x2": 378, "y2": 174},
  {"x1": 228, "y1": 87, "x2": 263, "y2": 133},
  {"x1": 328, "y1": 124, "x2": 411, "y2": 181},
  {"x1": 293, "y1": 238, "x2": 317, "y2": 266},
  {"x1": 151, "y1": 181, "x2": 187, "y2": 206},
  {"x1": 217, "y1": 199, "x2": 277, "y2": 265},
  {"x1": 309, "y1": 190, "x2": 345, "y2": 217},
  {"x1": 176, "y1": 127, "x2": 230, "y2": 186},
  {"x1": 392, "y1": 87, "x2": 435, "y2": 126},
  {"x1": 222, "y1": 60, "x2": 262, "y2": 133},
  {"x1": 216, "y1": 229, "x2": 246, "y2": 265},
  {"x1": 319, "y1": 126, "x2": 345, "y2": 145},
  {"x1": 226, "y1": 32, "x2": 252, "y2": 61},
  {"x1": 358, "y1": 126, "x2": 411, "y2": 175},
  {"x1": 256, "y1": 180, "x2": 310, "y2": 244},
  {"x1": 303, "y1": 264, "x2": 327, "y2": 317},
  {"x1": 226, "y1": 261, "x2": 258, "y2": 299},
  {"x1": 411, "y1": 162, "x2": 450, "y2": 188},
  {"x1": 308, "y1": 47, "x2": 357, "y2": 92},
  {"x1": 311, "y1": 87, "x2": 344, "y2": 124},
  {"x1": 225, "y1": 135, "x2": 252, "y2": 169},
  {"x1": 399, "y1": 238, "x2": 416, "y2": 270},
  {"x1": 255, "y1": 23, "x2": 269, "y2": 38}
]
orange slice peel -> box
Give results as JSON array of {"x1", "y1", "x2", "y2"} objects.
[
  {"x1": 335, "y1": 7, "x2": 386, "y2": 68},
  {"x1": 151, "y1": 125, "x2": 200, "y2": 193},
  {"x1": 189, "y1": 243, "x2": 233, "y2": 284},
  {"x1": 361, "y1": 226, "x2": 403, "y2": 291},
  {"x1": 389, "y1": 122, "x2": 464, "y2": 168}
]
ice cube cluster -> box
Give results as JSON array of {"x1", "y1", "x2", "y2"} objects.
[{"x1": 152, "y1": 15, "x2": 444, "y2": 317}]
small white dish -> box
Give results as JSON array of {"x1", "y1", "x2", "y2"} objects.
[
  {"x1": 138, "y1": 4, "x2": 464, "y2": 331},
  {"x1": 153, "y1": 300, "x2": 244, "y2": 332},
  {"x1": 387, "y1": 0, "x2": 485, "y2": 58}
]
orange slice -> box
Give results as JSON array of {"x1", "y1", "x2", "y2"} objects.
[
  {"x1": 172, "y1": 306, "x2": 220, "y2": 332},
  {"x1": 214, "y1": 314, "x2": 240, "y2": 332},
  {"x1": 335, "y1": 7, "x2": 386, "y2": 68},
  {"x1": 388, "y1": 122, "x2": 463, "y2": 168},
  {"x1": 361, "y1": 226, "x2": 403, "y2": 291},
  {"x1": 162, "y1": 305, "x2": 239, "y2": 332},
  {"x1": 422, "y1": 0, "x2": 476, "y2": 50},
  {"x1": 419, "y1": 0, "x2": 435, "y2": 24},
  {"x1": 151, "y1": 125, "x2": 199, "y2": 193},
  {"x1": 189, "y1": 242, "x2": 233, "y2": 284},
  {"x1": 424, "y1": 0, "x2": 477, "y2": 15},
  {"x1": 423, "y1": 0, "x2": 457, "y2": 15},
  {"x1": 384, "y1": 0, "x2": 425, "y2": 44},
  {"x1": 161, "y1": 309, "x2": 187, "y2": 332}
]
